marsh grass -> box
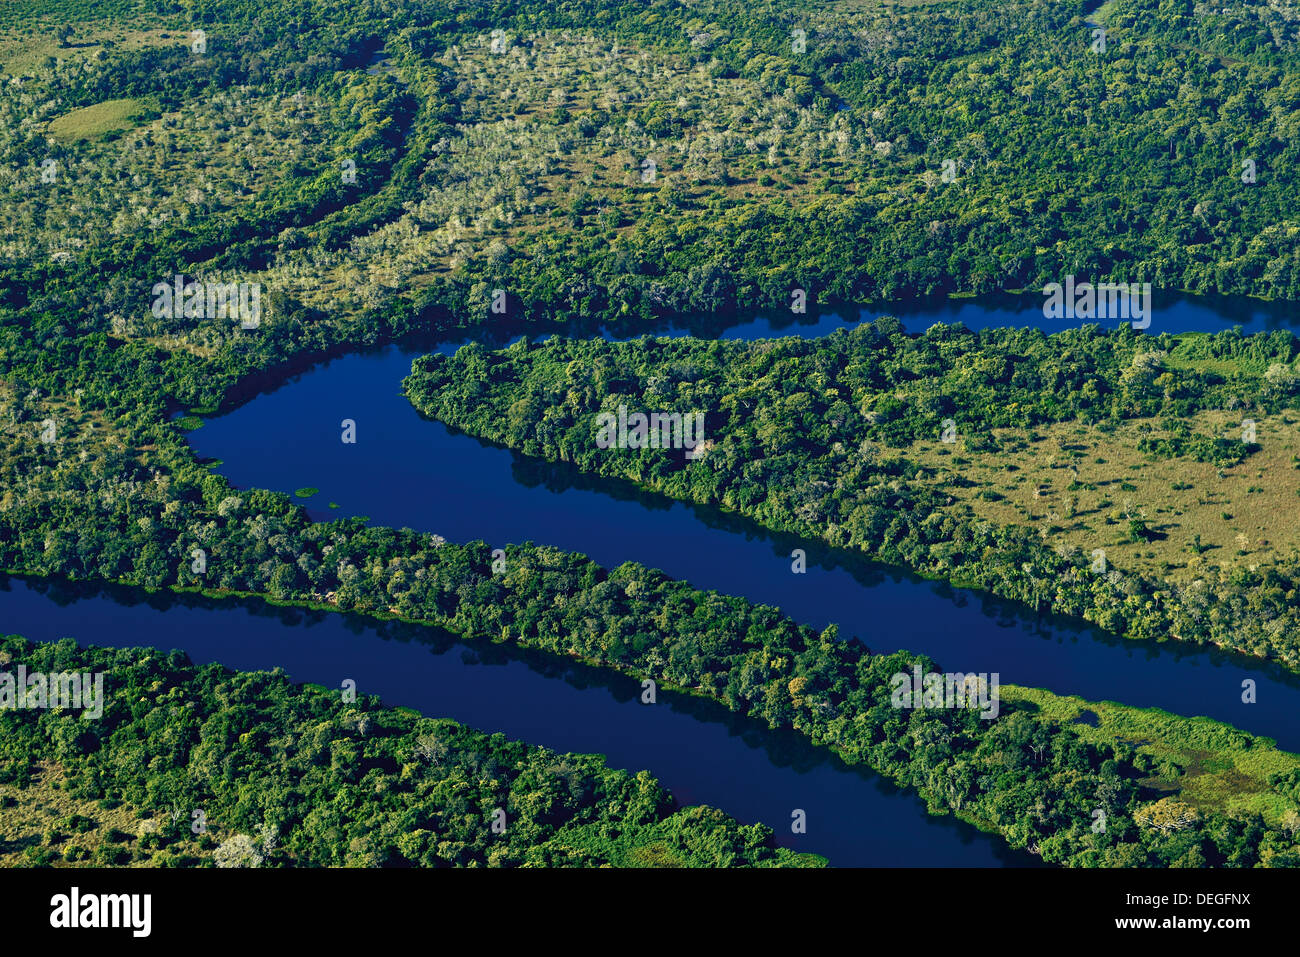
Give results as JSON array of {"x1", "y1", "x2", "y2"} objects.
[{"x1": 1004, "y1": 685, "x2": 1300, "y2": 822}]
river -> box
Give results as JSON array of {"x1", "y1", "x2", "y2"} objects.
[
  {"x1": 13, "y1": 293, "x2": 1297, "y2": 868},
  {"x1": 186, "y1": 298, "x2": 1300, "y2": 752},
  {"x1": 0, "y1": 573, "x2": 1033, "y2": 866}
]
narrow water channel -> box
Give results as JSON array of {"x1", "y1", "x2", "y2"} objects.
[
  {"x1": 119, "y1": 294, "x2": 1300, "y2": 866},
  {"x1": 0, "y1": 574, "x2": 1034, "y2": 867},
  {"x1": 187, "y1": 337, "x2": 1300, "y2": 753}
]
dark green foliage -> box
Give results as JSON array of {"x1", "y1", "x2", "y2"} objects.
[
  {"x1": 5, "y1": 0, "x2": 1300, "y2": 871},
  {"x1": 402, "y1": 323, "x2": 1300, "y2": 667},
  {"x1": 0, "y1": 635, "x2": 817, "y2": 868}
]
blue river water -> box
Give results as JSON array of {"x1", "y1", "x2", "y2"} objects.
[
  {"x1": 0, "y1": 574, "x2": 1032, "y2": 866},
  {"x1": 186, "y1": 297, "x2": 1300, "y2": 753},
  {"x1": 11, "y1": 292, "x2": 1297, "y2": 867},
  {"x1": 631, "y1": 291, "x2": 1300, "y2": 340}
]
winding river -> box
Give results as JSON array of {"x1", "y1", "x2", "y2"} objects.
[
  {"x1": 11, "y1": 293, "x2": 1299, "y2": 867},
  {"x1": 188, "y1": 296, "x2": 1300, "y2": 750},
  {"x1": 0, "y1": 574, "x2": 1032, "y2": 866}
]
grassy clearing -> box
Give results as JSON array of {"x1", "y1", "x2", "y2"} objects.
[
  {"x1": 0, "y1": 762, "x2": 218, "y2": 866},
  {"x1": 912, "y1": 409, "x2": 1300, "y2": 586},
  {"x1": 46, "y1": 97, "x2": 145, "y2": 142},
  {"x1": 1004, "y1": 685, "x2": 1300, "y2": 823},
  {"x1": 1091, "y1": 0, "x2": 1121, "y2": 21},
  {"x1": 0, "y1": 24, "x2": 176, "y2": 74}
]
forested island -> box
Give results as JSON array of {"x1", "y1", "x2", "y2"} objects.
[
  {"x1": 404, "y1": 322, "x2": 1300, "y2": 671},
  {"x1": 0, "y1": 635, "x2": 819, "y2": 867}
]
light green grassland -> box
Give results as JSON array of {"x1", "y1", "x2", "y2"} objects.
[
  {"x1": 46, "y1": 97, "x2": 147, "y2": 142},
  {"x1": 1004, "y1": 685, "x2": 1300, "y2": 823},
  {"x1": 914, "y1": 408, "x2": 1300, "y2": 589},
  {"x1": 0, "y1": 23, "x2": 178, "y2": 74}
]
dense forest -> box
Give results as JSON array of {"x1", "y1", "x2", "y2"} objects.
[
  {"x1": 0, "y1": 635, "x2": 819, "y2": 866},
  {"x1": 3, "y1": 432, "x2": 1298, "y2": 865},
  {"x1": 405, "y1": 323, "x2": 1300, "y2": 671},
  {"x1": 4, "y1": 0, "x2": 1300, "y2": 868},
  {"x1": 8, "y1": 0, "x2": 1300, "y2": 346}
]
